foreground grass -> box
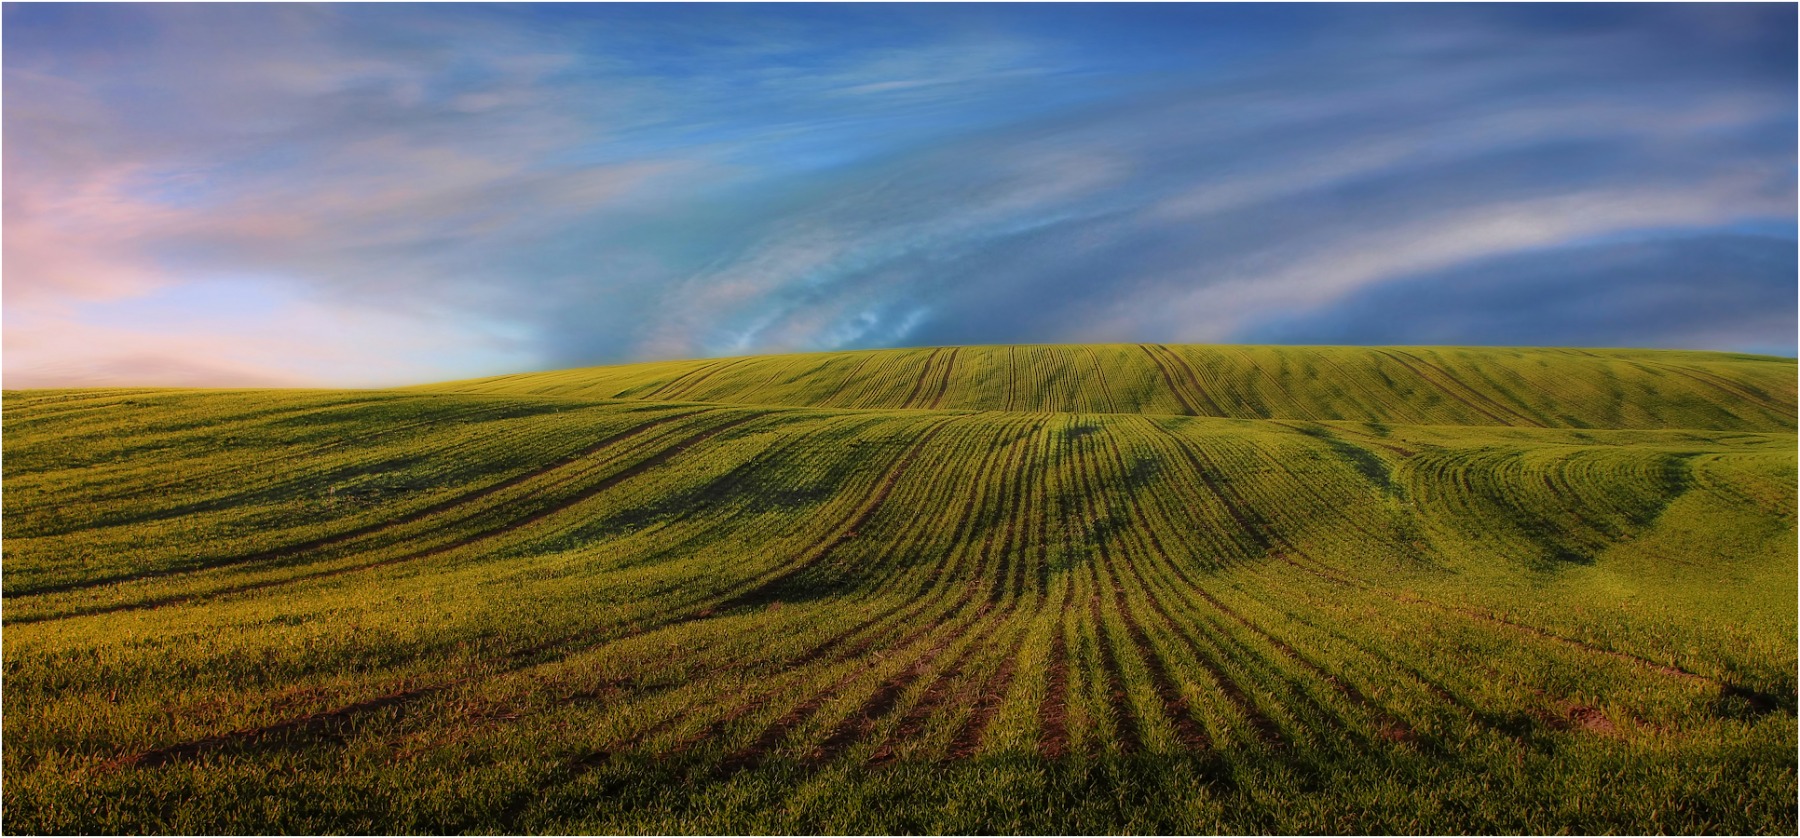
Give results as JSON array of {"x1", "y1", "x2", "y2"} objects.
[{"x1": 4, "y1": 345, "x2": 1795, "y2": 834}]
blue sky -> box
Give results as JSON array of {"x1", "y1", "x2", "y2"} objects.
[{"x1": 5, "y1": 3, "x2": 1794, "y2": 387}]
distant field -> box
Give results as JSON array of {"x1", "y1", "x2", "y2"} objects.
[
  {"x1": 4, "y1": 345, "x2": 1795, "y2": 833},
  {"x1": 423, "y1": 344, "x2": 1797, "y2": 429}
]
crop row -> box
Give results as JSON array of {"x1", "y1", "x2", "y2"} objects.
[
  {"x1": 3, "y1": 386, "x2": 1794, "y2": 832},
  {"x1": 418, "y1": 345, "x2": 1798, "y2": 431}
]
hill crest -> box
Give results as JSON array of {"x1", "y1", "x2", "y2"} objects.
[{"x1": 420, "y1": 344, "x2": 1797, "y2": 431}]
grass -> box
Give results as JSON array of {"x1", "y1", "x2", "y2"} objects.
[{"x1": 3, "y1": 344, "x2": 1795, "y2": 834}]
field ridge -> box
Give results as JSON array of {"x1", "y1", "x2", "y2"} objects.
[{"x1": 418, "y1": 344, "x2": 1798, "y2": 431}]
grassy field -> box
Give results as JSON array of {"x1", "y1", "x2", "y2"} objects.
[{"x1": 4, "y1": 344, "x2": 1795, "y2": 834}]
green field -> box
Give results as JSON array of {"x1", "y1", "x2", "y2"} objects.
[{"x1": 4, "y1": 344, "x2": 1795, "y2": 834}]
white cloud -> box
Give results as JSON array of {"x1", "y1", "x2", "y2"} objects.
[{"x1": 1097, "y1": 176, "x2": 1796, "y2": 343}]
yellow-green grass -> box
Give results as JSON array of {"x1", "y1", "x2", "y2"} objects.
[
  {"x1": 3, "y1": 345, "x2": 1794, "y2": 834},
  {"x1": 421, "y1": 344, "x2": 1797, "y2": 430}
]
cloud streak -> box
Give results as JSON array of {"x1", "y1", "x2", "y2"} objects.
[{"x1": 5, "y1": 4, "x2": 1794, "y2": 387}]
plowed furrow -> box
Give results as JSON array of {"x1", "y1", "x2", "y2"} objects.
[
  {"x1": 113, "y1": 588, "x2": 920, "y2": 778},
  {"x1": 1126, "y1": 564, "x2": 1284, "y2": 746},
  {"x1": 928, "y1": 347, "x2": 961, "y2": 410},
  {"x1": 640, "y1": 417, "x2": 1022, "y2": 748},
  {"x1": 1038, "y1": 591, "x2": 1074, "y2": 759},
  {"x1": 50, "y1": 398, "x2": 521, "y2": 513},
  {"x1": 984, "y1": 421, "x2": 1042, "y2": 604},
  {"x1": 795, "y1": 419, "x2": 1036, "y2": 751},
  {"x1": 818, "y1": 353, "x2": 878, "y2": 408},
  {"x1": 102, "y1": 677, "x2": 469, "y2": 771},
  {"x1": 17, "y1": 406, "x2": 713, "y2": 599},
  {"x1": 4, "y1": 389, "x2": 166, "y2": 416},
  {"x1": 1276, "y1": 554, "x2": 1789, "y2": 715},
  {"x1": 647, "y1": 357, "x2": 749, "y2": 401},
  {"x1": 1109, "y1": 468, "x2": 1401, "y2": 751},
  {"x1": 1084, "y1": 588, "x2": 1144, "y2": 754},
  {"x1": 1230, "y1": 348, "x2": 1311, "y2": 420},
  {"x1": 1276, "y1": 593, "x2": 1531, "y2": 746},
  {"x1": 1155, "y1": 345, "x2": 1231, "y2": 417},
  {"x1": 945, "y1": 625, "x2": 1030, "y2": 759},
  {"x1": 1222, "y1": 559, "x2": 1551, "y2": 748},
  {"x1": 1082, "y1": 347, "x2": 1121, "y2": 413},
  {"x1": 1376, "y1": 349, "x2": 1526, "y2": 426},
  {"x1": 692, "y1": 447, "x2": 1015, "y2": 768},
  {"x1": 714, "y1": 418, "x2": 957, "y2": 611},
  {"x1": 898, "y1": 348, "x2": 944, "y2": 410},
  {"x1": 636, "y1": 362, "x2": 716, "y2": 401},
  {"x1": 869, "y1": 614, "x2": 1026, "y2": 764},
  {"x1": 17, "y1": 412, "x2": 766, "y2": 625},
  {"x1": 1034, "y1": 460, "x2": 1054, "y2": 597},
  {"x1": 1138, "y1": 345, "x2": 1199, "y2": 416},
  {"x1": 1189, "y1": 580, "x2": 1416, "y2": 745},
  {"x1": 814, "y1": 606, "x2": 1007, "y2": 767},
  {"x1": 712, "y1": 610, "x2": 969, "y2": 777},
  {"x1": 1084, "y1": 426, "x2": 1216, "y2": 751},
  {"x1": 519, "y1": 594, "x2": 972, "y2": 797},
  {"x1": 1640, "y1": 359, "x2": 1778, "y2": 409},
  {"x1": 1064, "y1": 427, "x2": 1147, "y2": 755},
  {"x1": 552, "y1": 594, "x2": 967, "y2": 786},
  {"x1": 636, "y1": 593, "x2": 975, "y2": 763},
  {"x1": 1100, "y1": 562, "x2": 1211, "y2": 750},
  {"x1": 908, "y1": 418, "x2": 1032, "y2": 597},
  {"x1": 1142, "y1": 420, "x2": 1277, "y2": 558},
  {"x1": 493, "y1": 416, "x2": 903, "y2": 661},
  {"x1": 11, "y1": 396, "x2": 386, "y2": 457},
  {"x1": 1004, "y1": 346, "x2": 1019, "y2": 412}
]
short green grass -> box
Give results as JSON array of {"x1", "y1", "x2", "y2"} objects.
[{"x1": 4, "y1": 345, "x2": 1795, "y2": 834}]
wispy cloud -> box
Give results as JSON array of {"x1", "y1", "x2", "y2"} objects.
[
  {"x1": 5, "y1": 3, "x2": 1793, "y2": 387},
  {"x1": 1241, "y1": 232, "x2": 1797, "y2": 354}
]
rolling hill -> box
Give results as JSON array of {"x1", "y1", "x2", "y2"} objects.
[
  {"x1": 423, "y1": 344, "x2": 1797, "y2": 429},
  {"x1": 4, "y1": 345, "x2": 1795, "y2": 834}
]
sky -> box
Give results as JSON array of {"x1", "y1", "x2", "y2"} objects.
[{"x1": 5, "y1": 3, "x2": 1795, "y2": 388}]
